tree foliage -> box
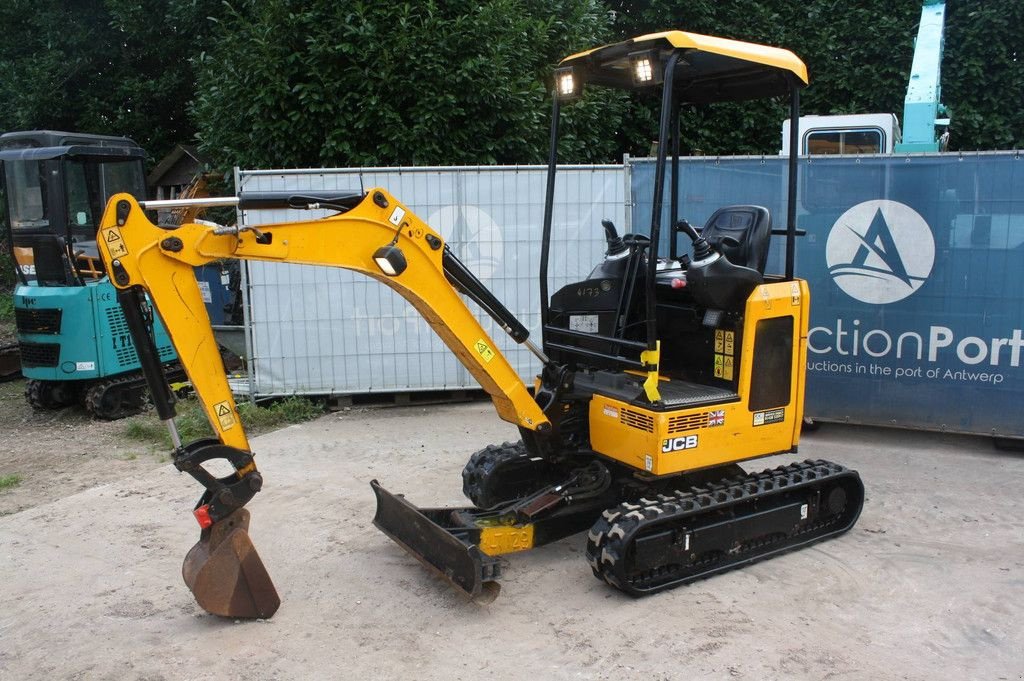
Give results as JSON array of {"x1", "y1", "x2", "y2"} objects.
[
  {"x1": 190, "y1": 0, "x2": 623, "y2": 169},
  {"x1": 942, "y1": 1, "x2": 1024, "y2": 150},
  {"x1": 1, "y1": 0, "x2": 1022, "y2": 167},
  {"x1": 0, "y1": 0, "x2": 224, "y2": 162}
]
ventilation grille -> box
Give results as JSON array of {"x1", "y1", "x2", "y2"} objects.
[
  {"x1": 19, "y1": 342, "x2": 60, "y2": 367},
  {"x1": 668, "y1": 412, "x2": 709, "y2": 434},
  {"x1": 620, "y1": 408, "x2": 654, "y2": 433},
  {"x1": 104, "y1": 305, "x2": 175, "y2": 368},
  {"x1": 667, "y1": 410, "x2": 728, "y2": 434},
  {"x1": 15, "y1": 308, "x2": 62, "y2": 335}
]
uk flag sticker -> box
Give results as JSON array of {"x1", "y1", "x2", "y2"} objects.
[{"x1": 708, "y1": 410, "x2": 725, "y2": 427}]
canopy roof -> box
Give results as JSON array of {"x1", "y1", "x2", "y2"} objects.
[{"x1": 559, "y1": 31, "x2": 808, "y2": 103}]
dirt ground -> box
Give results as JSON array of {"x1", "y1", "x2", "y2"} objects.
[
  {"x1": 1, "y1": 402, "x2": 1022, "y2": 680},
  {"x1": 0, "y1": 378, "x2": 172, "y2": 516},
  {"x1": 0, "y1": 315, "x2": 170, "y2": 516}
]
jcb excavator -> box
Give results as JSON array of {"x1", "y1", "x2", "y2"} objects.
[{"x1": 97, "y1": 31, "x2": 864, "y2": 618}]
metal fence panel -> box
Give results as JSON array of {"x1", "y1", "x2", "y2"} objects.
[
  {"x1": 629, "y1": 153, "x2": 1024, "y2": 438},
  {"x1": 237, "y1": 165, "x2": 624, "y2": 397}
]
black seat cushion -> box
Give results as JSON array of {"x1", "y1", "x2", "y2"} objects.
[{"x1": 700, "y1": 205, "x2": 771, "y2": 274}]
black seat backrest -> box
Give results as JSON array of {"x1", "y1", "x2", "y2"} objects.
[
  {"x1": 700, "y1": 205, "x2": 771, "y2": 274},
  {"x1": 27, "y1": 235, "x2": 71, "y2": 286}
]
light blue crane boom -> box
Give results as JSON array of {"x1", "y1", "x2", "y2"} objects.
[{"x1": 894, "y1": 0, "x2": 950, "y2": 152}]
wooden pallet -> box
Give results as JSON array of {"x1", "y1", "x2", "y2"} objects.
[{"x1": 326, "y1": 388, "x2": 487, "y2": 411}]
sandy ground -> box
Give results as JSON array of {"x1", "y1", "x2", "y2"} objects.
[{"x1": 1, "y1": 402, "x2": 1022, "y2": 681}]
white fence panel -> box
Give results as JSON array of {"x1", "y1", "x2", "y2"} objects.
[{"x1": 236, "y1": 165, "x2": 626, "y2": 398}]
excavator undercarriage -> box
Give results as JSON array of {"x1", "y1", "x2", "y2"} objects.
[{"x1": 375, "y1": 448, "x2": 863, "y2": 601}]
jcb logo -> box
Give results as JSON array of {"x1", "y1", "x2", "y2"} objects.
[{"x1": 661, "y1": 435, "x2": 698, "y2": 453}]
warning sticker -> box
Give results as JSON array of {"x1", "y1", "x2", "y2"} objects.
[
  {"x1": 197, "y1": 280, "x2": 212, "y2": 303},
  {"x1": 602, "y1": 405, "x2": 619, "y2": 419},
  {"x1": 474, "y1": 339, "x2": 495, "y2": 363},
  {"x1": 388, "y1": 206, "x2": 406, "y2": 226},
  {"x1": 714, "y1": 330, "x2": 736, "y2": 379},
  {"x1": 214, "y1": 400, "x2": 236, "y2": 430},
  {"x1": 104, "y1": 228, "x2": 128, "y2": 258}
]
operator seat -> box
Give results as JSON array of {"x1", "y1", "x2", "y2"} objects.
[{"x1": 700, "y1": 205, "x2": 771, "y2": 274}]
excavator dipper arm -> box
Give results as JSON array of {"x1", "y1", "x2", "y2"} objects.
[{"x1": 96, "y1": 189, "x2": 550, "y2": 617}]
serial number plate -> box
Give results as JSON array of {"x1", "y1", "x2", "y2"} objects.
[{"x1": 569, "y1": 314, "x2": 599, "y2": 333}]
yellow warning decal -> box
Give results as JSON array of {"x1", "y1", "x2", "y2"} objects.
[
  {"x1": 104, "y1": 228, "x2": 129, "y2": 258},
  {"x1": 714, "y1": 332, "x2": 735, "y2": 379},
  {"x1": 213, "y1": 400, "x2": 236, "y2": 430},
  {"x1": 474, "y1": 339, "x2": 495, "y2": 363}
]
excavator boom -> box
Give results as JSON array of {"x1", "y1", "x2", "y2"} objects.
[{"x1": 97, "y1": 189, "x2": 550, "y2": 616}]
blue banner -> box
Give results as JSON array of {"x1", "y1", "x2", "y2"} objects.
[{"x1": 630, "y1": 153, "x2": 1024, "y2": 437}]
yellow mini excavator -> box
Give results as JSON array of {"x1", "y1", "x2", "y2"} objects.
[{"x1": 97, "y1": 31, "x2": 863, "y2": 617}]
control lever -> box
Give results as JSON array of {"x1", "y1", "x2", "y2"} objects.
[
  {"x1": 676, "y1": 219, "x2": 714, "y2": 261},
  {"x1": 601, "y1": 219, "x2": 627, "y2": 256}
]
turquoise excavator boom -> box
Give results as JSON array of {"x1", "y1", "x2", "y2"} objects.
[{"x1": 894, "y1": 0, "x2": 949, "y2": 152}]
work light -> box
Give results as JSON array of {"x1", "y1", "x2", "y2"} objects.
[
  {"x1": 554, "y1": 67, "x2": 579, "y2": 100},
  {"x1": 629, "y1": 50, "x2": 663, "y2": 86},
  {"x1": 373, "y1": 245, "x2": 407, "y2": 277}
]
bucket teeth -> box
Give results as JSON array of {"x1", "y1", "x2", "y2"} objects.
[{"x1": 182, "y1": 508, "x2": 280, "y2": 618}]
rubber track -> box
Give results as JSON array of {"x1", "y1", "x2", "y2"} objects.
[
  {"x1": 461, "y1": 441, "x2": 527, "y2": 506},
  {"x1": 24, "y1": 379, "x2": 77, "y2": 410},
  {"x1": 85, "y1": 372, "x2": 149, "y2": 420},
  {"x1": 462, "y1": 441, "x2": 572, "y2": 509},
  {"x1": 84, "y1": 363, "x2": 187, "y2": 420},
  {"x1": 585, "y1": 459, "x2": 863, "y2": 596}
]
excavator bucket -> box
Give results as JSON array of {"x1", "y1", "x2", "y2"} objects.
[
  {"x1": 371, "y1": 480, "x2": 501, "y2": 603},
  {"x1": 181, "y1": 508, "x2": 280, "y2": 618}
]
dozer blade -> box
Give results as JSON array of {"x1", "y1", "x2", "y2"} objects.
[
  {"x1": 371, "y1": 479, "x2": 501, "y2": 603},
  {"x1": 182, "y1": 508, "x2": 281, "y2": 618}
]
